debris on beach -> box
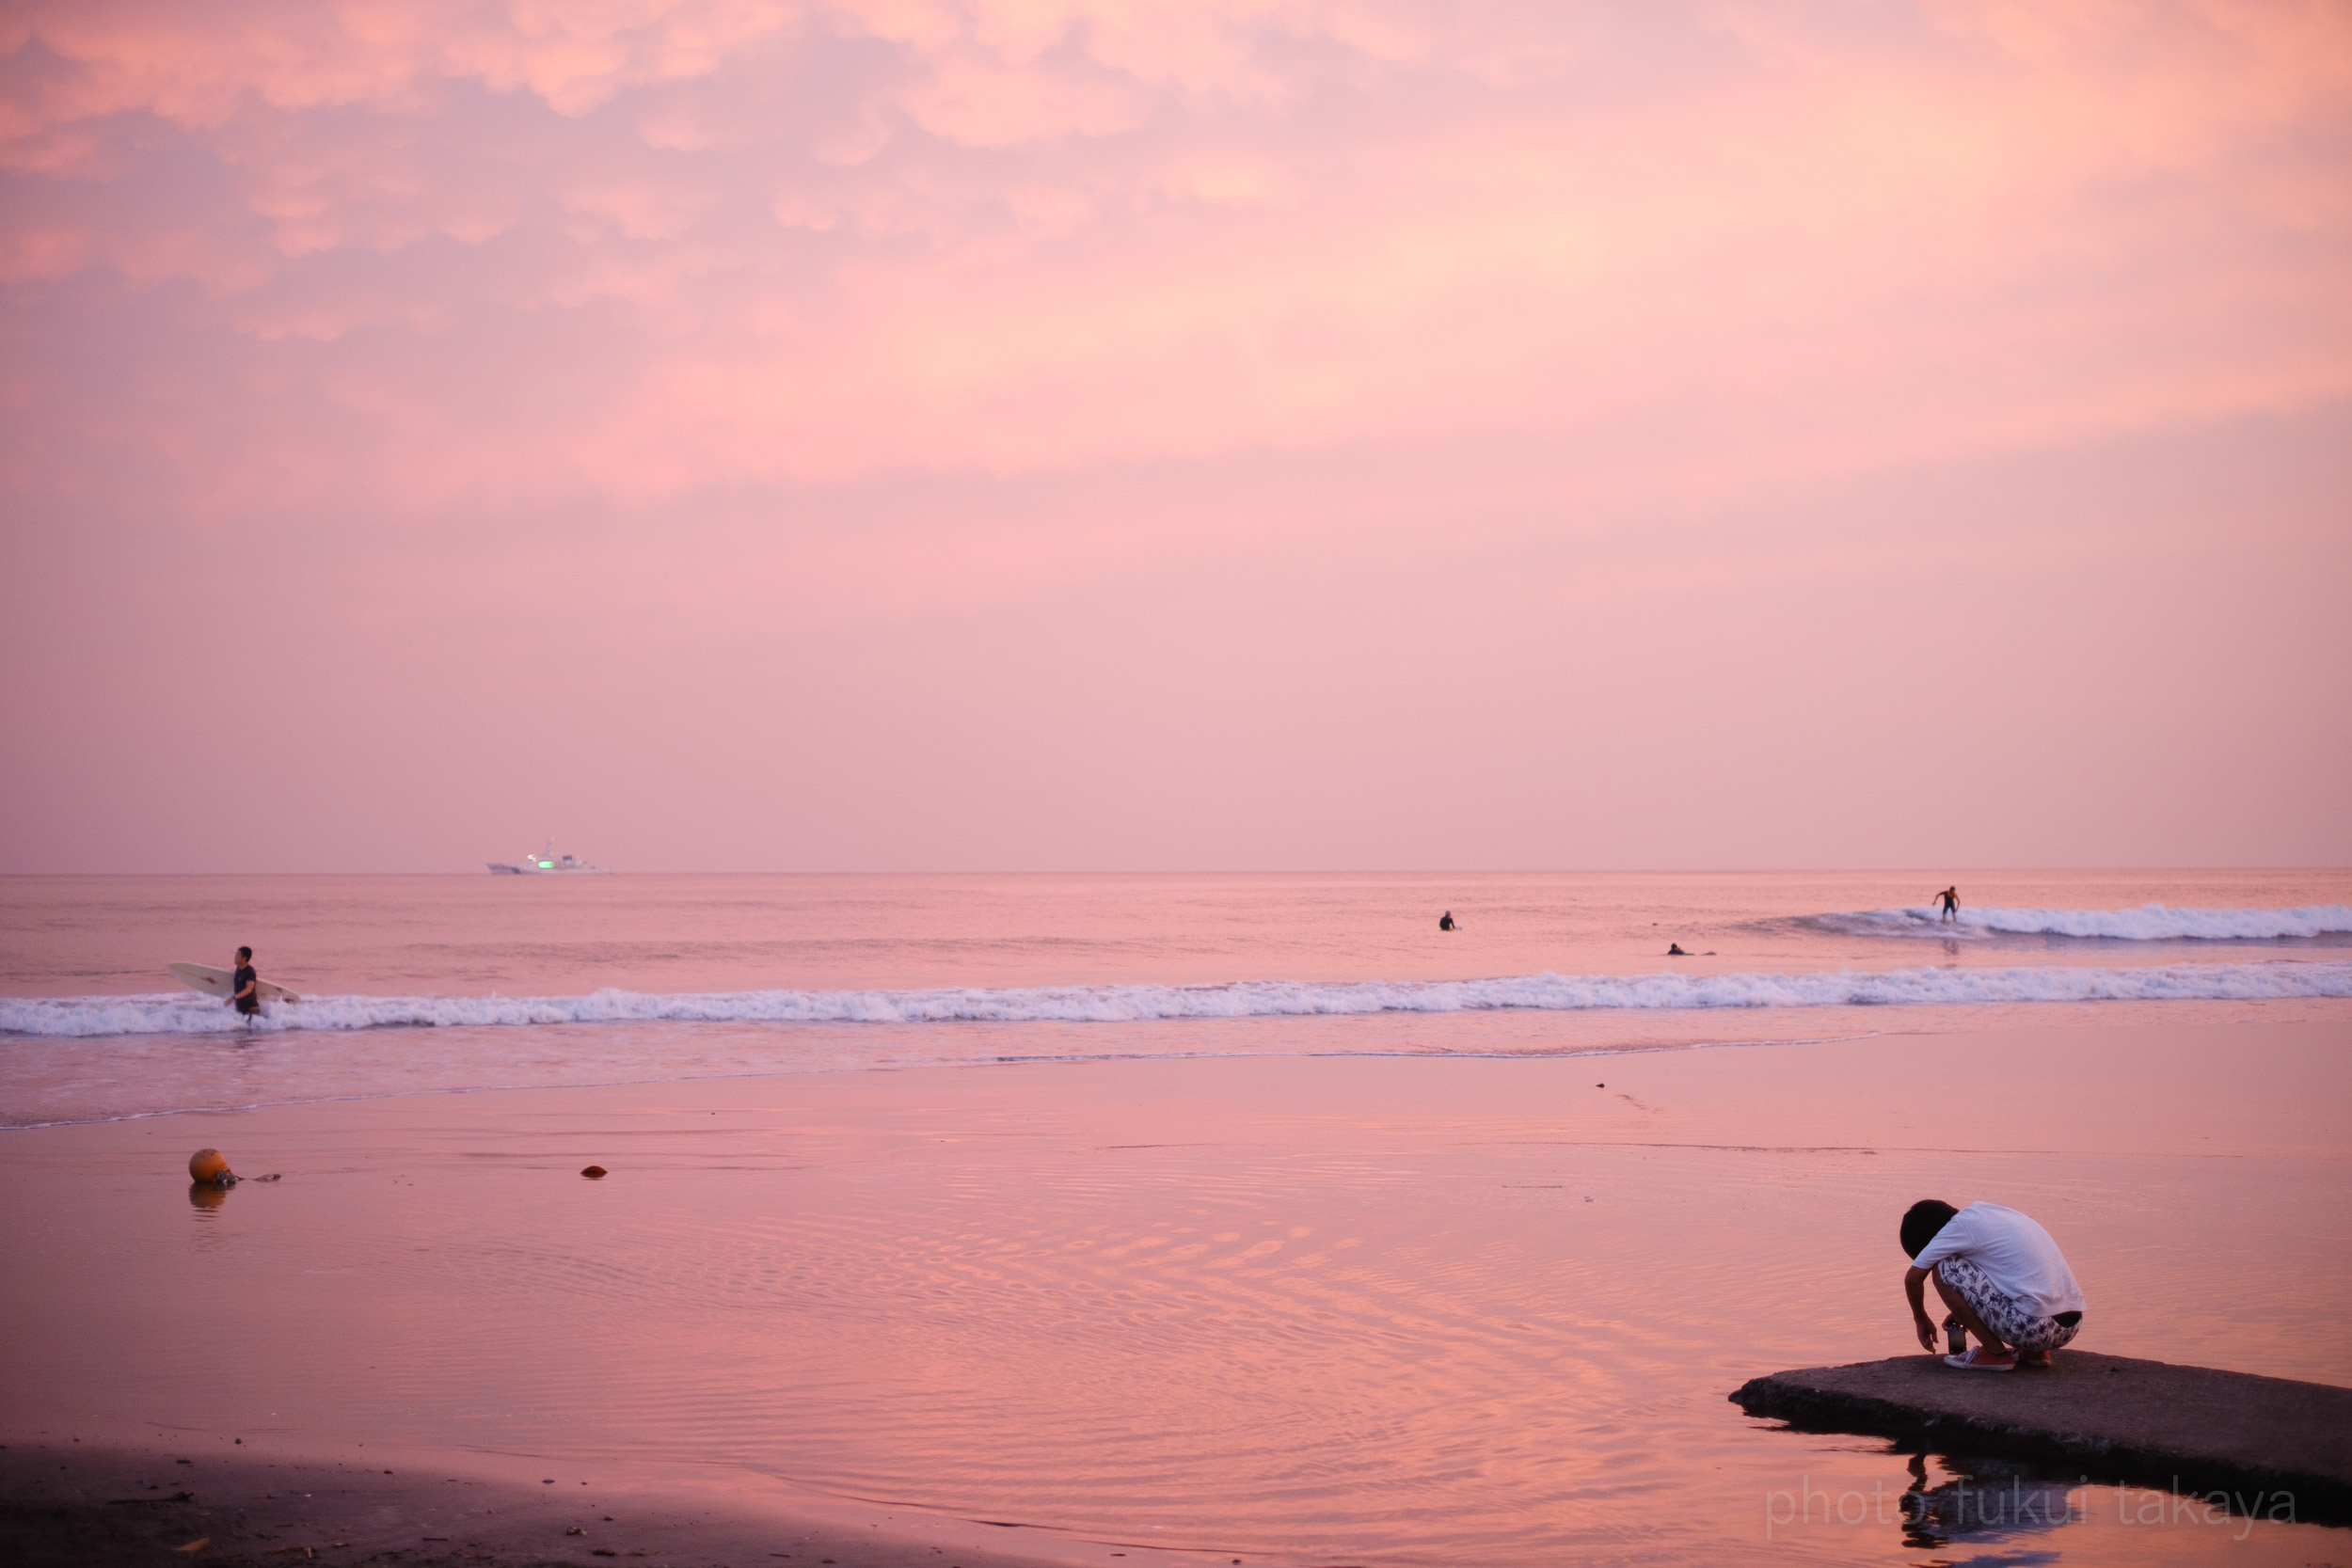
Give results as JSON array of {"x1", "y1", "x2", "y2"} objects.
[
  {"x1": 187, "y1": 1148, "x2": 232, "y2": 1185},
  {"x1": 581, "y1": 1165, "x2": 608, "y2": 1179}
]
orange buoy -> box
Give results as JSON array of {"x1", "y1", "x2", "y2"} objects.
[{"x1": 188, "y1": 1148, "x2": 231, "y2": 1183}]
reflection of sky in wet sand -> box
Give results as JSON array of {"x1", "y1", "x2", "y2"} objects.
[{"x1": 6, "y1": 1021, "x2": 2347, "y2": 1565}]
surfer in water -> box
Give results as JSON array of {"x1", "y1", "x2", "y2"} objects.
[
  {"x1": 1935, "y1": 886, "x2": 1960, "y2": 924},
  {"x1": 230, "y1": 945, "x2": 260, "y2": 1024},
  {"x1": 1438, "y1": 911, "x2": 1457, "y2": 932}
]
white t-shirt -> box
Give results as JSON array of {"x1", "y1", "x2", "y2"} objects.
[{"x1": 1914, "y1": 1202, "x2": 2087, "y2": 1318}]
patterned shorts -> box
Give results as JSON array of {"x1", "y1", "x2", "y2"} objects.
[{"x1": 1936, "y1": 1256, "x2": 2083, "y2": 1354}]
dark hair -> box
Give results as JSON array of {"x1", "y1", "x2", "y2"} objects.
[
  {"x1": 1900, "y1": 1199, "x2": 1958, "y2": 1259},
  {"x1": 237, "y1": 946, "x2": 253, "y2": 962}
]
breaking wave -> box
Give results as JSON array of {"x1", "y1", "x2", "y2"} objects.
[
  {"x1": 1808, "y1": 903, "x2": 2352, "y2": 942},
  {"x1": 6, "y1": 960, "x2": 2349, "y2": 1038}
]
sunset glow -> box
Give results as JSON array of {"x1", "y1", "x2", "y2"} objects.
[{"x1": 5, "y1": 1, "x2": 2347, "y2": 870}]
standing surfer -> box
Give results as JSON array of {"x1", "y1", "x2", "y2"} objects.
[
  {"x1": 230, "y1": 945, "x2": 261, "y2": 1025},
  {"x1": 1935, "y1": 887, "x2": 1960, "y2": 924}
]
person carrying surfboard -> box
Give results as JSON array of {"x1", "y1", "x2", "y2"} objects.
[
  {"x1": 230, "y1": 946, "x2": 261, "y2": 1023},
  {"x1": 168, "y1": 957, "x2": 299, "y2": 1007},
  {"x1": 1935, "y1": 886, "x2": 1959, "y2": 924}
]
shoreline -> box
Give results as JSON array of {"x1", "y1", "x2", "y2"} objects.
[
  {"x1": 0, "y1": 1439, "x2": 1124, "y2": 1568},
  {"x1": 9, "y1": 992, "x2": 2350, "y2": 1136},
  {"x1": 6, "y1": 1017, "x2": 2347, "y2": 1564}
]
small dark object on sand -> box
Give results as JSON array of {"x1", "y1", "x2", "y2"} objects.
[{"x1": 580, "y1": 1166, "x2": 607, "y2": 1179}]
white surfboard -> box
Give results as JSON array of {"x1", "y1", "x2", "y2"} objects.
[{"x1": 169, "y1": 961, "x2": 300, "y2": 1005}]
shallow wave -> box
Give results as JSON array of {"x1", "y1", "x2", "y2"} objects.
[
  {"x1": 1808, "y1": 903, "x2": 2352, "y2": 942},
  {"x1": 6, "y1": 960, "x2": 2349, "y2": 1038}
]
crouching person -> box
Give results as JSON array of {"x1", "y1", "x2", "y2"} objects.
[{"x1": 1902, "y1": 1199, "x2": 2086, "y2": 1371}]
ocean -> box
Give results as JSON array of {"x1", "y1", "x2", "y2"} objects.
[
  {"x1": 3, "y1": 868, "x2": 2347, "y2": 1128},
  {"x1": 4, "y1": 870, "x2": 2349, "y2": 1565}
]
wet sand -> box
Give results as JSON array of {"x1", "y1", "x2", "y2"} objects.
[
  {"x1": 4, "y1": 1015, "x2": 2347, "y2": 1565},
  {"x1": 0, "y1": 1439, "x2": 1073, "y2": 1568}
]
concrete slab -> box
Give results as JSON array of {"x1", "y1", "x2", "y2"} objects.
[{"x1": 1731, "y1": 1351, "x2": 2352, "y2": 1525}]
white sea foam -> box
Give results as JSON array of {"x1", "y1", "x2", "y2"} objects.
[
  {"x1": 1808, "y1": 903, "x2": 2352, "y2": 942},
  {"x1": 5, "y1": 960, "x2": 2348, "y2": 1039}
]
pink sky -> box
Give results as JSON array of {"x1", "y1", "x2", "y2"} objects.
[{"x1": 2, "y1": 0, "x2": 2347, "y2": 872}]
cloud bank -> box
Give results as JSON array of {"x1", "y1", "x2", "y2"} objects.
[{"x1": 3, "y1": 1, "x2": 2348, "y2": 869}]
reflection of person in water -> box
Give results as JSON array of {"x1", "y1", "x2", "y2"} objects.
[
  {"x1": 1438, "y1": 911, "x2": 1456, "y2": 931},
  {"x1": 1899, "y1": 1451, "x2": 2080, "y2": 1548},
  {"x1": 1935, "y1": 887, "x2": 1960, "y2": 923}
]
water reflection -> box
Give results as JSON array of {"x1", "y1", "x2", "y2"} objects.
[
  {"x1": 188, "y1": 1180, "x2": 229, "y2": 1212},
  {"x1": 1899, "y1": 1450, "x2": 2081, "y2": 1551}
]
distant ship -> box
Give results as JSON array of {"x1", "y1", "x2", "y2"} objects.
[{"x1": 488, "y1": 840, "x2": 609, "y2": 875}]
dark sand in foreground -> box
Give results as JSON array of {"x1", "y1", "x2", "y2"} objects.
[{"x1": 0, "y1": 1439, "x2": 1099, "y2": 1568}]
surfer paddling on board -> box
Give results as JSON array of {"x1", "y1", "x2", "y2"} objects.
[
  {"x1": 1934, "y1": 886, "x2": 1960, "y2": 924},
  {"x1": 230, "y1": 946, "x2": 261, "y2": 1025}
]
